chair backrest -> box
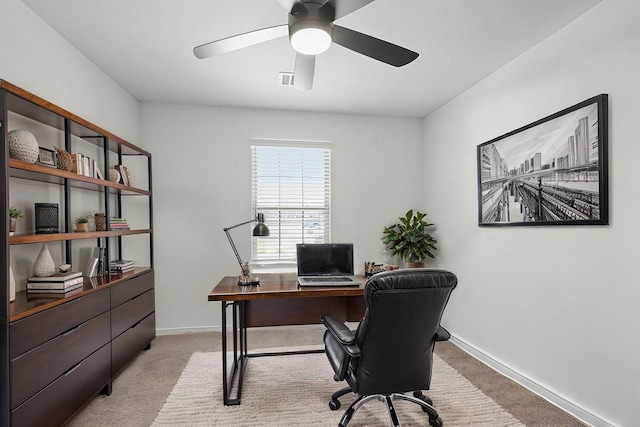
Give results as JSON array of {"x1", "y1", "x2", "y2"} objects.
[{"x1": 352, "y1": 268, "x2": 457, "y2": 395}]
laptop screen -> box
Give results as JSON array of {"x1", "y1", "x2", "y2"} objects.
[{"x1": 297, "y1": 243, "x2": 354, "y2": 276}]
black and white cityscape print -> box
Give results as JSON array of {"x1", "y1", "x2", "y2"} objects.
[{"x1": 478, "y1": 97, "x2": 607, "y2": 225}]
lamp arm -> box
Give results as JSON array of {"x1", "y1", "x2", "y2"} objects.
[
  {"x1": 225, "y1": 228, "x2": 245, "y2": 268},
  {"x1": 223, "y1": 219, "x2": 258, "y2": 268}
]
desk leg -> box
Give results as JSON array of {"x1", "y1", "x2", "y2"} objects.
[{"x1": 221, "y1": 300, "x2": 248, "y2": 405}]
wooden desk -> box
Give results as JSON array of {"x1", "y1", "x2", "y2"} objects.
[{"x1": 208, "y1": 273, "x2": 366, "y2": 405}]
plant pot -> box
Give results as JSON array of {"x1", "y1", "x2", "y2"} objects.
[
  {"x1": 407, "y1": 261, "x2": 425, "y2": 268},
  {"x1": 10, "y1": 218, "x2": 16, "y2": 235},
  {"x1": 75, "y1": 223, "x2": 88, "y2": 232}
]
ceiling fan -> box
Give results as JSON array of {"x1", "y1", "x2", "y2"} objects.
[{"x1": 193, "y1": 0, "x2": 419, "y2": 90}]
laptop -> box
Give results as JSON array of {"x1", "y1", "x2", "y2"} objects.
[{"x1": 297, "y1": 243, "x2": 360, "y2": 287}]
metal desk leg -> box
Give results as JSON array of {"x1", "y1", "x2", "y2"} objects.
[{"x1": 220, "y1": 300, "x2": 248, "y2": 405}]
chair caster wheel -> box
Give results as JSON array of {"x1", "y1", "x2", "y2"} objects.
[
  {"x1": 415, "y1": 392, "x2": 433, "y2": 407},
  {"x1": 329, "y1": 399, "x2": 341, "y2": 410},
  {"x1": 429, "y1": 416, "x2": 443, "y2": 427}
]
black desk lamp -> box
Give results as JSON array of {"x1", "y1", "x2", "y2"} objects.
[{"x1": 224, "y1": 213, "x2": 270, "y2": 286}]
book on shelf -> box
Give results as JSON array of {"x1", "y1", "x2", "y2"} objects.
[
  {"x1": 71, "y1": 153, "x2": 83, "y2": 175},
  {"x1": 110, "y1": 259, "x2": 134, "y2": 273},
  {"x1": 27, "y1": 277, "x2": 85, "y2": 290},
  {"x1": 111, "y1": 259, "x2": 134, "y2": 267},
  {"x1": 124, "y1": 166, "x2": 133, "y2": 187},
  {"x1": 109, "y1": 218, "x2": 130, "y2": 230},
  {"x1": 26, "y1": 271, "x2": 83, "y2": 282},
  {"x1": 83, "y1": 247, "x2": 104, "y2": 277},
  {"x1": 71, "y1": 153, "x2": 99, "y2": 179},
  {"x1": 116, "y1": 165, "x2": 129, "y2": 186},
  {"x1": 27, "y1": 284, "x2": 84, "y2": 297}
]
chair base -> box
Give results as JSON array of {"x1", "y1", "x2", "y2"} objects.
[{"x1": 330, "y1": 388, "x2": 442, "y2": 427}]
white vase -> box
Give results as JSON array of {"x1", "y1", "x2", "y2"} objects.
[
  {"x1": 33, "y1": 244, "x2": 56, "y2": 277},
  {"x1": 9, "y1": 265, "x2": 16, "y2": 302},
  {"x1": 8, "y1": 129, "x2": 39, "y2": 163}
]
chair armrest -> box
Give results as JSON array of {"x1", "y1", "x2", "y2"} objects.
[
  {"x1": 435, "y1": 325, "x2": 451, "y2": 342},
  {"x1": 321, "y1": 314, "x2": 355, "y2": 345}
]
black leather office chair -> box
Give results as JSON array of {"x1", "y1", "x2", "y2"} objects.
[{"x1": 320, "y1": 268, "x2": 458, "y2": 427}]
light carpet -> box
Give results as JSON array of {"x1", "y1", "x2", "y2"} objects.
[{"x1": 152, "y1": 351, "x2": 525, "y2": 427}]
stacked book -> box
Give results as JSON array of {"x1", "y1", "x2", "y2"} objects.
[
  {"x1": 110, "y1": 259, "x2": 134, "y2": 274},
  {"x1": 109, "y1": 218, "x2": 130, "y2": 230},
  {"x1": 27, "y1": 271, "x2": 85, "y2": 295}
]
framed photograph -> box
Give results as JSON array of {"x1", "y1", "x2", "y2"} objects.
[
  {"x1": 37, "y1": 147, "x2": 56, "y2": 167},
  {"x1": 477, "y1": 94, "x2": 608, "y2": 226}
]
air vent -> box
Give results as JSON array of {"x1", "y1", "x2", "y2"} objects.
[{"x1": 279, "y1": 72, "x2": 295, "y2": 87}]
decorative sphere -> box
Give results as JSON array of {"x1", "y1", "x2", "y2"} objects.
[{"x1": 8, "y1": 130, "x2": 39, "y2": 163}]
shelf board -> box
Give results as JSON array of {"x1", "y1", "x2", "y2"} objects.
[
  {"x1": 10, "y1": 229, "x2": 152, "y2": 245},
  {"x1": 2, "y1": 80, "x2": 151, "y2": 157},
  {"x1": 9, "y1": 159, "x2": 151, "y2": 195},
  {"x1": 9, "y1": 268, "x2": 153, "y2": 321}
]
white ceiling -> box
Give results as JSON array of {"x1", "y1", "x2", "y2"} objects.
[{"x1": 21, "y1": 0, "x2": 602, "y2": 118}]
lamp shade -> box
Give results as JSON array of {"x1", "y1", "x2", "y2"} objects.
[{"x1": 252, "y1": 213, "x2": 270, "y2": 236}]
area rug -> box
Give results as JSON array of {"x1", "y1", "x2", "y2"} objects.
[{"x1": 152, "y1": 351, "x2": 524, "y2": 426}]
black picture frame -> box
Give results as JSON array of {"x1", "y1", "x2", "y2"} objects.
[
  {"x1": 37, "y1": 147, "x2": 56, "y2": 167},
  {"x1": 477, "y1": 94, "x2": 608, "y2": 226}
]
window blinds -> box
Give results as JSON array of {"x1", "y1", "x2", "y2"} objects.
[{"x1": 251, "y1": 144, "x2": 331, "y2": 267}]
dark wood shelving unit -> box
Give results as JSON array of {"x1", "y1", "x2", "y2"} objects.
[{"x1": 1, "y1": 80, "x2": 155, "y2": 427}]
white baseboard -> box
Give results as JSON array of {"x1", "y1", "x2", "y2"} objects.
[
  {"x1": 449, "y1": 336, "x2": 615, "y2": 427},
  {"x1": 156, "y1": 326, "x2": 220, "y2": 335}
]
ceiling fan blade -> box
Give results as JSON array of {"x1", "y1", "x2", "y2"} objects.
[
  {"x1": 332, "y1": 25, "x2": 419, "y2": 67},
  {"x1": 194, "y1": 25, "x2": 288, "y2": 59},
  {"x1": 321, "y1": 0, "x2": 376, "y2": 20},
  {"x1": 294, "y1": 53, "x2": 315, "y2": 90}
]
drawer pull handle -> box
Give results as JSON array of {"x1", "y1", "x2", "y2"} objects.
[
  {"x1": 62, "y1": 325, "x2": 80, "y2": 336},
  {"x1": 64, "y1": 363, "x2": 81, "y2": 376},
  {"x1": 131, "y1": 320, "x2": 142, "y2": 329}
]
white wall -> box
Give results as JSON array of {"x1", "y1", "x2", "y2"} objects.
[
  {"x1": 140, "y1": 103, "x2": 424, "y2": 333},
  {"x1": 2, "y1": 0, "x2": 142, "y2": 289},
  {"x1": 0, "y1": 0, "x2": 140, "y2": 143},
  {"x1": 423, "y1": 1, "x2": 639, "y2": 426}
]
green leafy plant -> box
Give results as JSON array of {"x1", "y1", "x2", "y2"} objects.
[
  {"x1": 382, "y1": 209, "x2": 437, "y2": 263},
  {"x1": 9, "y1": 206, "x2": 24, "y2": 218},
  {"x1": 74, "y1": 216, "x2": 90, "y2": 224}
]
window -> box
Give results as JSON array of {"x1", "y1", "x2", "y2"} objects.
[{"x1": 251, "y1": 142, "x2": 331, "y2": 271}]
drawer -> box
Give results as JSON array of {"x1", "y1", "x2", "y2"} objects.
[
  {"x1": 10, "y1": 288, "x2": 110, "y2": 358},
  {"x1": 11, "y1": 311, "x2": 111, "y2": 409},
  {"x1": 111, "y1": 270, "x2": 154, "y2": 308},
  {"x1": 111, "y1": 289, "x2": 155, "y2": 338},
  {"x1": 112, "y1": 312, "x2": 156, "y2": 376},
  {"x1": 12, "y1": 343, "x2": 111, "y2": 427}
]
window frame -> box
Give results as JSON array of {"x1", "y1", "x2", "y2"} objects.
[{"x1": 250, "y1": 139, "x2": 332, "y2": 273}]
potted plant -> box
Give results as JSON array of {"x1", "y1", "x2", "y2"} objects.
[
  {"x1": 74, "y1": 215, "x2": 91, "y2": 232},
  {"x1": 9, "y1": 206, "x2": 24, "y2": 235},
  {"x1": 382, "y1": 209, "x2": 437, "y2": 268}
]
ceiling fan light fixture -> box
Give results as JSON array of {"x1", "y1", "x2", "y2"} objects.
[{"x1": 290, "y1": 23, "x2": 332, "y2": 55}]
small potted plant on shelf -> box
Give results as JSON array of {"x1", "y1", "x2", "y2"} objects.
[
  {"x1": 74, "y1": 215, "x2": 91, "y2": 232},
  {"x1": 9, "y1": 206, "x2": 24, "y2": 236},
  {"x1": 382, "y1": 209, "x2": 437, "y2": 268}
]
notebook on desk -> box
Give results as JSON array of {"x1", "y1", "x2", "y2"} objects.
[{"x1": 297, "y1": 243, "x2": 360, "y2": 287}]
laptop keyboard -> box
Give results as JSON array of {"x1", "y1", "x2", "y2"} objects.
[{"x1": 305, "y1": 277, "x2": 353, "y2": 282}]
